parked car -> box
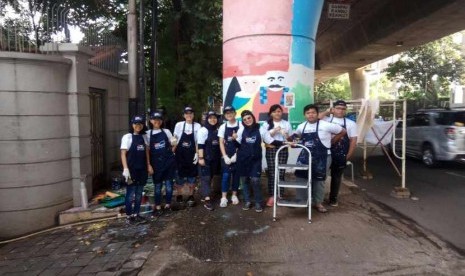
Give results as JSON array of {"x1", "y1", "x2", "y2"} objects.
[{"x1": 394, "y1": 109, "x2": 465, "y2": 167}]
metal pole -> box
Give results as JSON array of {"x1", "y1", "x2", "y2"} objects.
[
  {"x1": 150, "y1": 0, "x2": 158, "y2": 111},
  {"x1": 128, "y1": 0, "x2": 138, "y2": 119},
  {"x1": 138, "y1": 0, "x2": 146, "y2": 116},
  {"x1": 401, "y1": 99, "x2": 407, "y2": 189}
]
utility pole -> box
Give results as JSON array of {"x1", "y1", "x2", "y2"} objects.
[
  {"x1": 128, "y1": 0, "x2": 138, "y2": 119},
  {"x1": 150, "y1": 0, "x2": 158, "y2": 111},
  {"x1": 138, "y1": 0, "x2": 146, "y2": 116}
]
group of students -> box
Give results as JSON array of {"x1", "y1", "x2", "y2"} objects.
[{"x1": 120, "y1": 100, "x2": 357, "y2": 224}]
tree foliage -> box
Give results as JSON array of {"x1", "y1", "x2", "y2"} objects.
[
  {"x1": 314, "y1": 74, "x2": 351, "y2": 103},
  {"x1": 155, "y1": 0, "x2": 222, "y2": 118},
  {"x1": 384, "y1": 35, "x2": 465, "y2": 104},
  {"x1": 2, "y1": 0, "x2": 223, "y2": 120}
]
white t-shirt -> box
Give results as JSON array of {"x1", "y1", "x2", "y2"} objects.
[
  {"x1": 323, "y1": 116, "x2": 358, "y2": 138},
  {"x1": 218, "y1": 121, "x2": 244, "y2": 138},
  {"x1": 173, "y1": 121, "x2": 201, "y2": 142},
  {"x1": 197, "y1": 127, "x2": 209, "y2": 145},
  {"x1": 260, "y1": 119, "x2": 293, "y2": 144},
  {"x1": 120, "y1": 133, "x2": 149, "y2": 150},
  {"x1": 294, "y1": 120, "x2": 343, "y2": 149},
  {"x1": 236, "y1": 126, "x2": 267, "y2": 144},
  {"x1": 146, "y1": 129, "x2": 174, "y2": 142}
]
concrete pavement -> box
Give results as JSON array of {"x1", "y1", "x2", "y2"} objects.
[{"x1": 1, "y1": 180, "x2": 464, "y2": 276}]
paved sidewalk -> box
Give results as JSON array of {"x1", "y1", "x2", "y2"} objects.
[
  {"x1": 0, "y1": 214, "x2": 169, "y2": 276},
  {"x1": 1, "y1": 182, "x2": 464, "y2": 276}
]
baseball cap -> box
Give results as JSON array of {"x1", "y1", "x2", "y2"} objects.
[
  {"x1": 206, "y1": 110, "x2": 218, "y2": 118},
  {"x1": 223, "y1": 106, "x2": 236, "y2": 113},
  {"x1": 183, "y1": 106, "x2": 194, "y2": 113},
  {"x1": 131, "y1": 115, "x2": 144, "y2": 124},
  {"x1": 333, "y1": 100, "x2": 347, "y2": 107},
  {"x1": 150, "y1": 112, "x2": 163, "y2": 120}
]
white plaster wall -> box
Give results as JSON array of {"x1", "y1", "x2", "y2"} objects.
[{"x1": 0, "y1": 52, "x2": 72, "y2": 238}]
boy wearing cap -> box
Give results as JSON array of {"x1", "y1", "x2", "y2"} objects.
[
  {"x1": 147, "y1": 112, "x2": 177, "y2": 216},
  {"x1": 197, "y1": 111, "x2": 222, "y2": 210},
  {"x1": 319, "y1": 100, "x2": 358, "y2": 207},
  {"x1": 218, "y1": 106, "x2": 243, "y2": 207},
  {"x1": 293, "y1": 104, "x2": 346, "y2": 213},
  {"x1": 173, "y1": 106, "x2": 201, "y2": 207},
  {"x1": 121, "y1": 115, "x2": 150, "y2": 224}
]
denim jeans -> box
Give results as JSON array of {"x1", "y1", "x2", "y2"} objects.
[
  {"x1": 242, "y1": 177, "x2": 263, "y2": 204},
  {"x1": 154, "y1": 180, "x2": 173, "y2": 206},
  {"x1": 125, "y1": 184, "x2": 144, "y2": 216},
  {"x1": 177, "y1": 176, "x2": 196, "y2": 186},
  {"x1": 221, "y1": 171, "x2": 240, "y2": 193}
]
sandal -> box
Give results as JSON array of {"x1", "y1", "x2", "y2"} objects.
[{"x1": 315, "y1": 205, "x2": 328, "y2": 213}]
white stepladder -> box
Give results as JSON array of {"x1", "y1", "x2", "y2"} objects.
[{"x1": 272, "y1": 144, "x2": 312, "y2": 223}]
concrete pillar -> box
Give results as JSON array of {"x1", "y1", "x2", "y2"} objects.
[
  {"x1": 349, "y1": 68, "x2": 369, "y2": 100},
  {"x1": 54, "y1": 44, "x2": 94, "y2": 207},
  {"x1": 223, "y1": 0, "x2": 324, "y2": 128}
]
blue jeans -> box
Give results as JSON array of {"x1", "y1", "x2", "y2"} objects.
[
  {"x1": 242, "y1": 177, "x2": 263, "y2": 204},
  {"x1": 125, "y1": 184, "x2": 144, "y2": 216},
  {"x1": 221, "y1": 171, "x2": 240, "y2": 193},
  {"x1": 154, "y1": 180, "x2": 174, "y2": 206},
  {"x1": 177, "y1": 176, "x2": 196, "y2": 186}
]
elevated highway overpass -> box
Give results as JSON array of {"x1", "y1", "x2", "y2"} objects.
[{"x1": 315, "y1": 0, "x2": 465, "y2": 90}]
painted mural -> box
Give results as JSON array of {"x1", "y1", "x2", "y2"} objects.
[{"x1": 223, "y1": 0, "x2": 324, "y2": 129}]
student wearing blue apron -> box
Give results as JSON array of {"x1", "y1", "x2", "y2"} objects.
[
  {"x1": 120, "y1": 115, "x2": 149, "y2": 225},
  {"x1": 218, "y1": 106, "x2": 243, "y2": 208},
  {"x1": 147, "y1": 112, "x2": 177, "y2": 217},
  {"x1": 173, "y1": 106, "x2": 201, "y2": 207},
  {"x1": 293, "y1": 104, "x2": 346, "y2": 213},
  {"x1": 197, "y1": 111, "x2": 222, "y2": 211},
  {"x1": 319, "y1": 100, "x2": 358, "y2": 207},
  {"x1": 236, "y1": 110, "x2": 266, "y2": 213}
]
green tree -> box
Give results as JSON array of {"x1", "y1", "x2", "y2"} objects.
[
  {"x1": 155, "y1": 0, "x2": 222, "y2": 117},
  {"x1": 314, "y1": 73, "x2": 351, "y2": 102},
  {"x1": 384, "y1": 35, "x2": 465, "y2": 104}
]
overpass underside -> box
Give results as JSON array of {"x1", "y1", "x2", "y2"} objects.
[{"x1": 315, "y1": 0, "x2": 465, "y2": 83}]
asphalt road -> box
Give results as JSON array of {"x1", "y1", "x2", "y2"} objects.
[{"x1": 354, "y1": 147, "x2": 465, "y2": 253}]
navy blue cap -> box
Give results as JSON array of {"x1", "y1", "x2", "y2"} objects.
[
  {"x1": 183, "y1": 106, "x2": 194, "y2": 113},
  {"x1": 131, "y1": 115, "x2": 144, "y2": 124},
  {"x1": 150, "y1": 112, "x2": 163, "y2": 120},
  {"x1": 333, "y1": 100, "x2": 347, "y2": 107},
  {"x1": 206, "y1": 110, "x2": 218, "y2": 118},
  {"x1": 223, "y1": 106, "x2": 236, "y2": 113}
]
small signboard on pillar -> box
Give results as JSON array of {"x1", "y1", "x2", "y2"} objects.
[{"x1": 328, "y1": 0, "x2": 351, "y2": 20}]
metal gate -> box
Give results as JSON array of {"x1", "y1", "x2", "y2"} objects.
[{"x1": 89, "y1": 88, "x2": 106, "y2": 191}]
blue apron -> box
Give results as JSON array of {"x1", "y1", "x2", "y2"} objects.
[
  {"x1": 175, "y1": 123, "x2": 198, "y2": 177},
  {"x1": 330, "y1": 117, "x2": 350, "y2": 169},
  {"x1": 205, "y1": 128, "x2": 221, "y2": 162},
  {"x1": 223, "y1": 123, "x2": 240, "y2": 172},
  {"x1": 149, "y1": 130, "x2": 175, "y2": 170},
  {"x1": 127, "y1": 134, "x2": 148, "y2": 184},
  {"x1": 237, "y1": 127, "x2": 262, "y2": 178},
  {"x1": 296, "y1": 121, "x2": 328, "y2": 181}
]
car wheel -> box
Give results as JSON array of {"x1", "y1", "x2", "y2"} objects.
[{"x1": 422, "y1": 145, "x2": 436, "y2": 167}]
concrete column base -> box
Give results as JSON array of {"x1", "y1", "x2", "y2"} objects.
[{"x1": 391, "y1": 187, "x2": 411, "y2": 199}]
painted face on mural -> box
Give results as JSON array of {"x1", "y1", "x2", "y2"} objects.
[{"x1": 264, "y1": 71, "x2": 288, "y2": 92}]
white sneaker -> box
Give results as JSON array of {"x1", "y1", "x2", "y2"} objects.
[
  {"x1": 231, "y1": 195, "x2": 239, "y2": 205},
  {"x1": 220, "y1": 197, "x2": 228, "y2": 208}
]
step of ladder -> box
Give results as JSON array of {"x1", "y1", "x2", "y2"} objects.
[
  {"x1": 277, "y1": 180, "x2": 308, "y2": 188},
  {"x1": 278, "y1": 164, "x2": 310, "y2": 170},
  {"x1": 276, "y1": 198, "x2": 308, "y2": 208}
]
